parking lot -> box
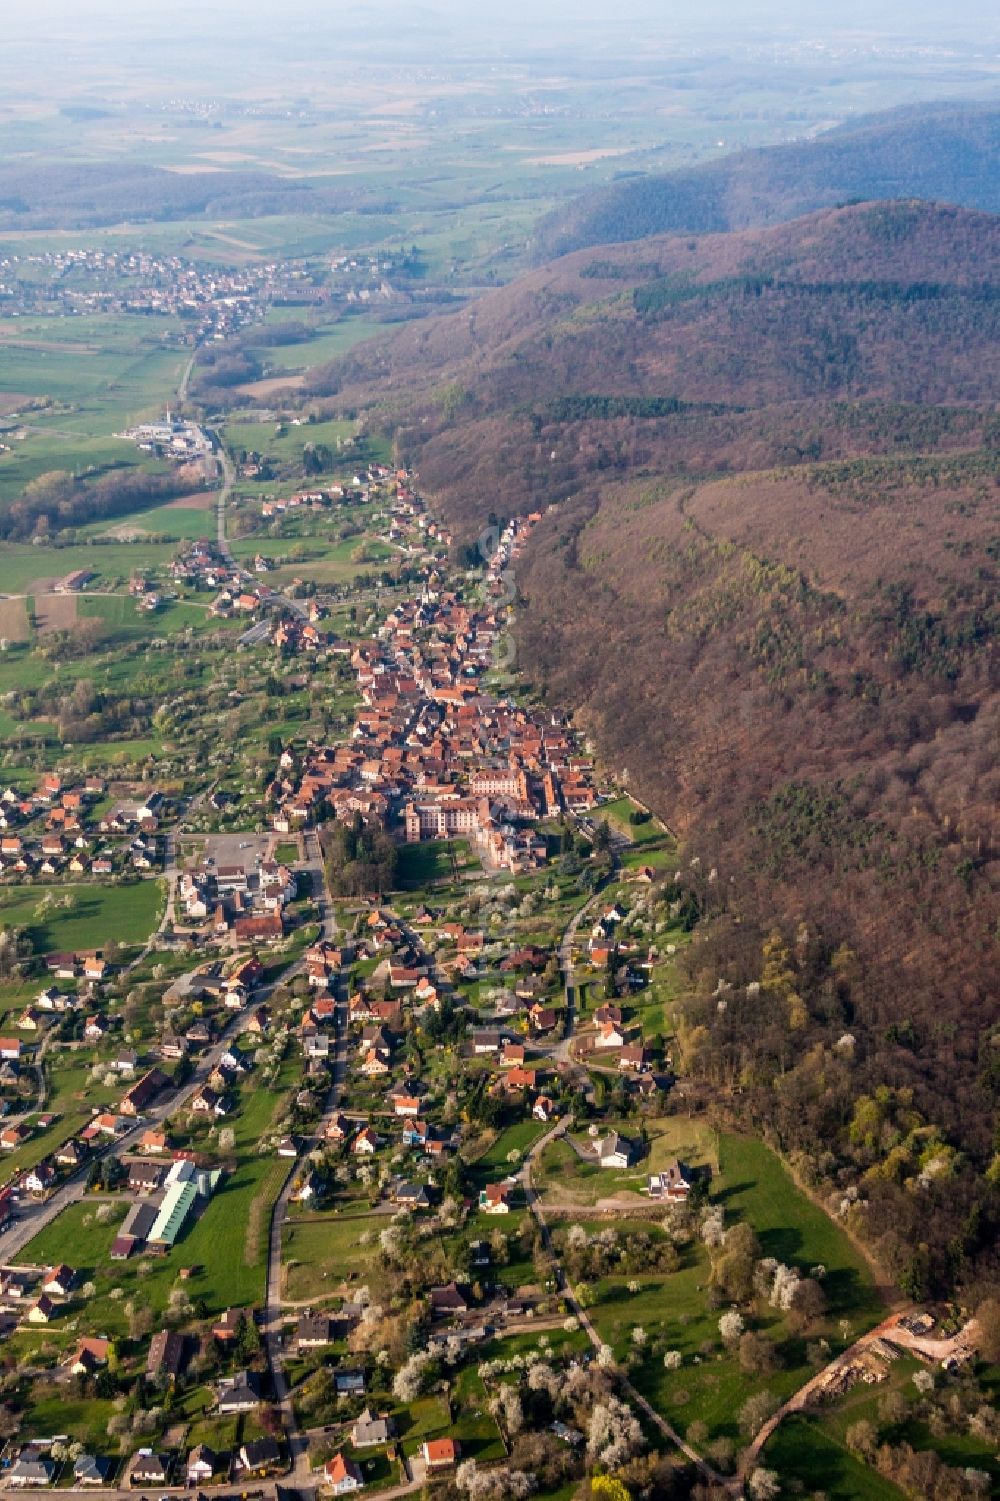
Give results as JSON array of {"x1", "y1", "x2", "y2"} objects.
[{"x1": 198, "y1": 832, "x2": 274, "y2": 868}]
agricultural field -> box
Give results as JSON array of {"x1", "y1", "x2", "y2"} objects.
[
  {"x1": 239, "y1": 314, "x2": 407, "y2": 378},
  {"x1": 0, "y1": 880, "x2": 164, "y2": 952},
  {"x1": 0, "y1": 596, "x2": 31, "y2": 643},
  {"x1": 282, "y1": 1211, "x2": 382, "y2": 1303},
  {"x1": 223, "y1": 416, "x2": 357, "y2": 467},
  {"x1": 0, "y1": 316, "x2": 189, "y2": 508},
  {"x1": 0, "y1": 538, "x2": 181, "y2": 591}
]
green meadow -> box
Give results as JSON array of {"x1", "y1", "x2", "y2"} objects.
[{"x1": 0, "y1": 880, "x2": 164, "y2": 952}]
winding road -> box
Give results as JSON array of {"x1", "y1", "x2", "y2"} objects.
[{"x1": 260, "y1": 831, "x2": 343, "y2": 1483}]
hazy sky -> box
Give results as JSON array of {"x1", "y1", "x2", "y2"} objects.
[
  {"x1": 3, "y1": 0, "x2": 997, "y2": 110},
  {"x1": 9, "y1": 0, "x2": 1000, "y2": 46}
]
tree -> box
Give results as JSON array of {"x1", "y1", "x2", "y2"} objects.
[
  {"x1": 235, "y1": 1312, "x2": 261, "y2": 1363},
  {"x1": 845, "y1": 1419, "x2": 878, "y2": 1459},
  {"x1": 590, "y1": 1479, "x2": 632, "y2": 1501},
  {"x1": 899, "y1": 1246, "x2": 931, "y2": 1301},
  {"x1": 747, "y1": 1470, "x2": 781, "y2": 1501},
  {"x1": 587, "y1": 1395, "x2": 645, "y2": 1469},
  {"x1": 711, "y1": 1221, "x2": 758, "y2": 1303},
  {"x1": 738, "y1": 1391, "x2": 779, "y2": 1438},
  {"x1": 718, "y1": 1310, "x2": 744, "y2": 1347},
  {"x1": 392, "y1": 1350, "x2": 435, "y2": 1401},
  {"x1": 738, "y1": 1330, "x2": 779, "y2": 1376},
  {"x1": 975, "y1": 1297, "x2": 1000, "y2": 1363},
  {"x1": 788, "y1": 1276, "x2": 826, "y2": 1331}
]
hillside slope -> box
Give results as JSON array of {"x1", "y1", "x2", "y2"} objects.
[
  {"x1": 0, "y1": 162, "x2": 391, "y2": 229},
  {"x1": 317, "y1": 200, "x2": 1000, "y2": 532},
  {"x1": 318, "y1": 199, "x2": 1000, "y2": 1299},
  {"x1": 533, "y1": 101, "x2": 1000, "y2": 259}
]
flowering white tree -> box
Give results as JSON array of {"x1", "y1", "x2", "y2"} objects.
[
  {"x1": 700, "y1": 1207, "x2": 726, "y2": 1247},
  {"x1": 489, "y1": 1384, "x2": 524, "y2": 1435},
  {"x1": 587, "y1": 1396, "x2": 645, "y2": 1470},
  {"x1": 719, "y1": 1309, "x2": 745, "y2": 1346},
  {"x1": 748, "y1": 1467, "x2": 781, "y2": 1500},
  {"x1": 527, "y1": 1362, "x2": 558, "y2": 1396},
  {"x1": 392, "y1": 1350, "x2": 433, "y2": 1401},
  {"x1": 564, "y1": 1218, "x2": 588, "y2": 1254},
  {"x1": 769, "y1": 1263, "x2": 801, "y2": 1311},
  {"x1": 456, "y1": 1462, "x2": 536, "y2": 1500},
  {"x1": 441, "y1": 1335, "x2": 464, "y2": 1367}
]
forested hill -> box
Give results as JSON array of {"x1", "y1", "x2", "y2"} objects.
[
  {"x1": 314, "y1": 199, "x2": 1000, "y2": 1301},
  {"x1": 315, "y1": 200, "x2": 1000, "y2": 534},
  {"x1": 0, "y1": 162, "x2": 392, "y2": 229},
  {"x1": 532, "y1": 101, "x2": 1000, "y2": 260}
]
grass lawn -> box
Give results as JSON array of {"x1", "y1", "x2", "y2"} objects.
[
  {"x1": 398, "y1": 1381, "x2": 504, "y2": 1464},
  {"x1": 20, "y1": 1392, "x2": 119, "y2": 1451},
  {"x1": 223, "y1": 417, "x2": 356, "y2": 466},
  {"x1": 282, "y1": 1211, "x2": 383, "y2": 1302},
  {"x1": 187, "y1": 1411, "x2": 240, "y2": 1452},
  {"x1": 534, "y1": 1117, "x2": 717, "y2": 1207},
  {"x1": 396, "y1": 839, "x2": 469, "y2": 889},
  {"x1": 765, "y1": 1414, "x2": 906, "y2": 1499},
  {"x1": 339, "y1": 1448, "x2": 400, "y2": 1493},
  {"x1": 598, "y1": 797, "x2": 672, "y2": 847},
  {"x1": 579, "y1": 1134, "x2": 885, "y2": 1450},
  {"x1": 78, "y1": 594, "x2": 217, "y2": 639},
  {"x1": 397, "y1": 1393, "x2": 452, "y2": 1454},
  {"x1": 83, "y1": 503, "x2": 217, "y2": 542},
  {"x1": 21, "y1": 1198, "x2": 127, "y2": 1275},
  {"x1": 468, "y1": 1119, "x2": 548, "y2": 1182},
  {"x1": 0, "y1": 541, "x2": 180, "y2": 592},
  {"x1": 0, "y1": 880, "x2": 164, "y2": 952},
  {"x1": 717, "y1": 1134, "x2": 883, "y2": 1326},
  {"x1": 485, "y1": 1325, "x2": 590, "y2": 1362},
  {"x1": 449, "y1": 1363, "x2": 507, "y2": 1461},
  {"x1": 244, "y1": 317, "x2": 405, "y2": 373}
]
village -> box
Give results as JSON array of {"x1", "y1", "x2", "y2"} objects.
[
  {"x1": 0, "y1": 464, "x2": 980, "y2": 1501},
  {"x1": 0, "y1": 250, "x2": 309, "y2": 346},
  {"x1": 0, "y1": 458, "x2": 732, "y2": 1498}
]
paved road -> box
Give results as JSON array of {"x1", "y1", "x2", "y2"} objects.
[
  {"x1": 210, "y1": 440, "x2": 308, "y2": 623},
  {"x1": 261, "y1": 834, "x2": 341, "y2": 1483},
  {"x1": 177, "y1": 353, "x2": 196, "y2": 406},
  {"x1": 549, "y1": 888, "x2": 603, "y2": 1068},
  {"x1": 215, "y1": 444, "x2": 237, "y2": 569},
  {"x1": 0, "y1": 990, "x2": 267, "y2": 1260}
]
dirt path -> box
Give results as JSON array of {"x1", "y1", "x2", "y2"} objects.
[
  {"x1": 521, "y1": 1118, "x2": 732, "y2": 1491},
  {"x1": 740, "y1": 1315, "x2": 980, "y2": 1478}
]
